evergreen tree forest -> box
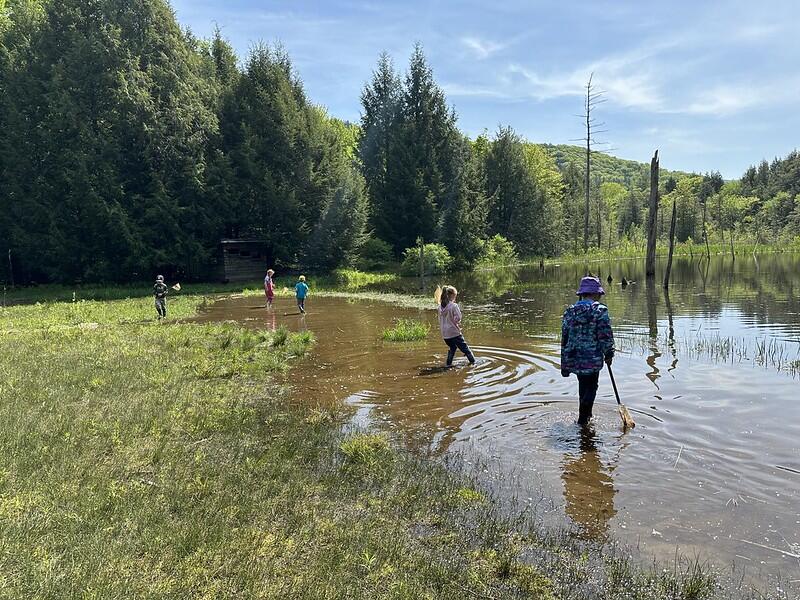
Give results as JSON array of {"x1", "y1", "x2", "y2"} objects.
[{"x1": 1, "y1": 0, "x2": 799, "y2": 284}]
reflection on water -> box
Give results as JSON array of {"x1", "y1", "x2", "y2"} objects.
[
  {"x1": 194, "y1": 254, "x2": 800, "y2": 586},
  {"x1": 561, "y1": 426, "x2": 617, "y2": 540}
]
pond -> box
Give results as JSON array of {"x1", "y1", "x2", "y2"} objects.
[{"x1": 196, "y1": 253, "x2": 800, "y2": 586}]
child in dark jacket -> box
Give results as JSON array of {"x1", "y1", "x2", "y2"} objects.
[
  {"x1": 561, "y1": 276, "x2": 615, "y2": 425},
  {"x1": 153, "y1": 275, "x2": 168, "y2": 319}
]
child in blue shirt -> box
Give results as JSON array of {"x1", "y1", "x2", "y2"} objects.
[{"x1": 295, "y1": 275, "x2": 309, "y2": 313}]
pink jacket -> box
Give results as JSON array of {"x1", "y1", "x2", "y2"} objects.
[{"x1": 438, "y1": 302, "x2": 463, "y2": 339}]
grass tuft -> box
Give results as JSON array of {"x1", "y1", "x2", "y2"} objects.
[
  {"x1": 381, "y1": 318, "x2": 430, "y2": 342},
  {"x1": 340, "y1": 433, "x2": 392, "y2": 466}
]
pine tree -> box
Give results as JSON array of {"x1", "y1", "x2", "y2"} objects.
[
  {"x1": 306, "y1": 168, "x2": 368, "y2": 270},
  {"x1": 438, "y1": 135, "x2": 488, "y2": 268},
  {"x1": 359, "y1": 52, "x2": 401, "y2": 246}
]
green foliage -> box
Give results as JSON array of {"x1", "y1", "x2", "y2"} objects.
[
  {"x1": 305, "y1": 168, "x2": 369, "y2": 270},
  {"x1": 400, "y1": 243, "x2": 453, "y2": 276},
  {"x1": 354, "y1": 237, "x2": 396, "y2": 271},
  {"x1": 486, "y1": 127, "x2": 562, "y2": 256},
  {"x1": 381, "y1": 318, "x2": 430, "y2": 342},
  {"x1": 477, "y1": 235, "x2": 518, "y2": 266},
  {"x1": 543, "y1": 144, "x2": 690, "y2": 185},
  {"x1": 363, "y1": 45, "x2": 461, "y2": 257},
  {"x1": 438, "y1": 135, "x2": 489, "y2": 269}
]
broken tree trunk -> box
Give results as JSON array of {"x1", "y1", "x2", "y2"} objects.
[
  {"x1": 645, "y1": 150, "x2": 659, "y2": 279},
  {"x1": 663, "y1": 198, "x2": 677, "y2": 288}
]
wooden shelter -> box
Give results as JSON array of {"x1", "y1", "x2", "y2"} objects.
[{"x1": 218, "y1": 239, "x2": 269, "y2": 283}]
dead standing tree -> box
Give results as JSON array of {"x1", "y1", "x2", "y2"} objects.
[
  {"x1": 645, "y1": 150, "x2": 659, "y2": 279},
  {"x1": 573, "y1": 73, "x2": 608, "y2": 252},
  {"x1": 664, "y1": 197, "x2": 677, "y2": 288}
]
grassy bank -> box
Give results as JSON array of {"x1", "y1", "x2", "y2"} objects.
[{"x1": 1, "y1": 268, "x2": 403, "y2": 307}]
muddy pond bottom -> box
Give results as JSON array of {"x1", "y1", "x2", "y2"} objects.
[{"x1": 197, "y1": 292, "x2": 800, "y2": 586}]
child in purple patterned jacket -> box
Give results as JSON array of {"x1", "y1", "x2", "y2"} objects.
[{"x1": 561, "y1": 276, "x2": 615, "y2": 425}]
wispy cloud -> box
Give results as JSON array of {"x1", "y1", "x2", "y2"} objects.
[
  {"x1": 460, "y1": 36, "x2": 505, "y2": 59},
  {"x1": 684, "y1": 86, "x2": 762, "y2": 116}
]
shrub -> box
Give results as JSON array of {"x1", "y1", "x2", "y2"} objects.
[
  {"x1": 354, "y1": 237, "x2": 395, "y2": 271},
  {"x1": 477, "y1": 234, "x2": 518, "y2": 266},
  {"x1": 400, "y1": 243, "x2": 453, "y2": 276},
  {"x1": 381, "y1": 319, "x2": 430, "y2": 342}
]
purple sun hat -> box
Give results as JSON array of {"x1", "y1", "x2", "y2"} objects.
[{"x1": 576, "y1": 276, "x2": 605, "y2": 296}]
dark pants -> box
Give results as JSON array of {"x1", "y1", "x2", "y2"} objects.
[
  {"x1": 297, "y1": 297, "x2": 306, "y2": 313},
  {"x1": 444, "y1": 335, "x2": 475, "y2": 366},
  {"x1": 155, "y1": 297, "x2": 166, "y2": 318},
  {"x1": 577, "y1": 371, "x2": 600, "y2": 425}
]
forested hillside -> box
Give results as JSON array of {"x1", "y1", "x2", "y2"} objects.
[
  {"x1": 542, "y1": 144, "x2": 690, "y2": 186},
  {"x1": 1, "y1": 0, "x2": 799, "y2": 285}
]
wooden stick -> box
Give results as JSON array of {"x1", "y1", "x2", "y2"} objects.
[
  {"x1": 739, "y1": 539, "x2": 800, "y2": 559},
  {"x1": 673, "y1": 444, "x2": 684, "y2": 469}
]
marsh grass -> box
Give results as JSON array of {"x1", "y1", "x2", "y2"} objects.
[
  {"x1": 615, "y1": 331, "x2": 800, "y2": 377},
  {"x1": 381, "y1": 318, "x2": 430, "y2": 342},
  {"x1": 333, "y1": 268, "x2": 399, "y2": 290}
]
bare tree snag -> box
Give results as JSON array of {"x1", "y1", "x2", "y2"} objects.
[
  {"x1": 577, "y1": 73, "x2": 607, "y2": 252},
  {"x1": 645, "y1": 150, "x2": 659, "y2": 279},
  {"x1": 664, "y1": 198, "x2": 677, "y2": 288}
]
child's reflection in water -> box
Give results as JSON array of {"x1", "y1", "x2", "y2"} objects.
[{"x1": 561, "y1": 426, "x2": 617, "y2": 540}]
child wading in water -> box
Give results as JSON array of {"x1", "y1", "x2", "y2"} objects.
[
  {"x1": 153, "y1": 275, "x2": 168, "y2": 319},
  {"x1": 264, "y1": 269, "x2": 275, "y2": 308},
  {"x1": 436, "y1": 285, "x2": 476, "y2": 367},
  {"x1": 561, "y1": 276, "x2": 615, "y2": 426},
  {"x1": 295, "y1": 275, "x2": 309, "y2": 314}
]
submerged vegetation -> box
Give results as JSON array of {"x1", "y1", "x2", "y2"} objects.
[{"x1": 381, "y1": 318, "x2": 430, "y2": 342}]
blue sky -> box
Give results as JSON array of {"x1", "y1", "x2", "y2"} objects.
[{"x1": 171, "y1": 0, "x2": 800, "y2": 178}]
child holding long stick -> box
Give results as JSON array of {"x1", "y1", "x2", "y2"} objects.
[{"x1": 560, "y1": 276, "x2": 615, "y2": 425}]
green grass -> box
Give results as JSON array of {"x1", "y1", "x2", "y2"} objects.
[
  {"x1": 381, "y1": 319, "x2": 430, "y2": 342},
  {"x1": 332, "y1": 268, "x2": 399, "y2": 290},
  {"x1": 0, "y1": 268, "x2": 402, "y2": 308}
]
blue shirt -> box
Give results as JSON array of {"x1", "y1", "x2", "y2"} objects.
[{"x1": 295, "y1": 282, "x2": 309, "y2": 299}]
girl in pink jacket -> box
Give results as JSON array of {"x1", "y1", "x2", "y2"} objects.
[
  {"x1": 264, "y1": 269, "x2": 275, "y2": 308},
  {"x1": 436, "y1": 285, "x2": 476, "y2": 367}
]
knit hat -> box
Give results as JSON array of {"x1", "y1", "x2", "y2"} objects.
[{"x1": 576, "y1": 276, "x2": 605, "y2": 296}]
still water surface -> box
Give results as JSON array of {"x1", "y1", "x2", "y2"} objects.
[{"x1": 198, "y1": 255, "x2": 800, "y2": 584}]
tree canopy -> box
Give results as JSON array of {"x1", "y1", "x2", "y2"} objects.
[{"x1": 1, "y1": 0, "x2": 798, "y2": 285}]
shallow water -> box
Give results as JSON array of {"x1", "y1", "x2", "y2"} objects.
[{"x1": 196, "y1": 254, "x2": 800, "y2": 585}]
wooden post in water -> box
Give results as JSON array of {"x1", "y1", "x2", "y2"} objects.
[
  {"x1": 663, "y1": 198, "x2": 677, "y2": 289},
  {"x1": 417, "y1": 237, "x2": 425, "y2": 290},
  {"x1": 645, "y1": 150, "x2": 659, "y2": 280}
]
